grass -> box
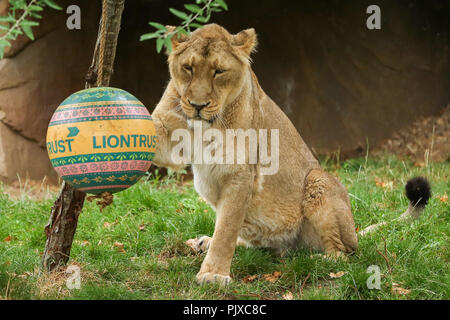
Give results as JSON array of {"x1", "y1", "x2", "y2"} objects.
[{"x1": 0, "y1": 154, "x2": 448, "y2": 300}]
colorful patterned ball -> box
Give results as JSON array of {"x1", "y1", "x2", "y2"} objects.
[{"x1": 46, "y1": 87, "x2": 156, "y2": 194}]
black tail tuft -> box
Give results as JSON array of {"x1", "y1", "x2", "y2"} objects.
[{"x1": 405, "y1": 177, "x2": 431, "y2": 206}]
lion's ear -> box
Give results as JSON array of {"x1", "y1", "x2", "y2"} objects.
[
  {"x1": 232, "y1": 28, "x2": 257, "y2": 56},
  {"x1": 165, "y1": 26, "x2": 190, "y2": 51}
]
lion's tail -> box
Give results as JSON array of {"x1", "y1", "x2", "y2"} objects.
[{"x1": 359, "y1": 177, "x2": 431, "y2": 236}]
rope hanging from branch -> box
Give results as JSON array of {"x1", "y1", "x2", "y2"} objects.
[
  {"x1": 87, "y1": 0, "x2": 117, "y2": 211},
  {"x1": 97, "y1": 0, "x2": 108, "y2": 86}
]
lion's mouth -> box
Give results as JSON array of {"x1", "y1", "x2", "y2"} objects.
[
  {"x1": 193, "y1": 114, "x2": 216, "y2": 124},
  {"x1": 180, "y1": 105, "x2": 217, "y2": 124}
]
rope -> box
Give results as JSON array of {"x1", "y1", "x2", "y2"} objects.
[
  {"x1": 91, "y1": 0, "x2": 114, "y2": 210},
  {"x1": 97, "y1": 0, "x2": 108, "y2": 86}
]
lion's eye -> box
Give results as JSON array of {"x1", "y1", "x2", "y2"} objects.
[
  {"x1": 183, "y1": 65, "x2": 192, "y2": 72},
  {"x1": 214, "y1": 69, "x2": 225, "y2": 76}
]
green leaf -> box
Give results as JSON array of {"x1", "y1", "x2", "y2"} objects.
[
  {"x1": 189, "y1": 23, "x2": 203, "y2": 29},
  {"x1": 214, "y1": 0, "x2": 228, "y2": 10},
  {"x1": 140, "y1": 32, "x2": 161, "y2": 41},
  {"x1": 22, "y1": 20, "x2": 40, "y2": 27},
  {"x1": 196, "y1": 15, "x2": 210, "y2": 23},
  {"x1": 156, "y1": 37, "x2": 165, "y2": 53},
  {"x1": 184, "y1": 4, "x2": 201, "y2": 13},
  {"x1": 169, "y1": 8, "x2": 189, "y2": 21},
  {"x1": 29, "y1": 12, "x2": 43, "y2": 19},
  {"x1": 21, "y1": 23, "x2": 34, "y2": 40},
  {"x1": 165, "y1": 36, "x2": 172, "y2": 53},
  {"x1": 0, "y1": 39, "x2": 11, "y2": 47},
  {"x1": 43, "y1": 0, "x2": 63, "y2": 10},
  {"x1": 0, "y1": 15, "x2": 15, "y2": 23},
  {"x1": 176, "y1": 27, "x2": 189, "y2": 36},
  {"x1": 149, "y1": 22, "x2": 166, "y2": 31},
  {"x1": 29, "y1": 5, "x2": 44, "y2": 11}
]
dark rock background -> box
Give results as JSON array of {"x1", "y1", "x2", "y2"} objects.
[{"x1": 0, "y1": 0, "x2": 448, "y2": 181}]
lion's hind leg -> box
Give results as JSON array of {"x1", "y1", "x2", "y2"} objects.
[{"x1": 301, "y1": 169, "x2": 358, "y2": 258}]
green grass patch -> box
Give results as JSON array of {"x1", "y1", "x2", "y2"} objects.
[{"x1": 0, "y1": 155, "x2": 448, "y2": 299}]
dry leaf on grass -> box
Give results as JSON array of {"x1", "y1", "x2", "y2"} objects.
[
  {"x1": 242, "y1": 274, "x2": 258, "y2": 283},
  {"x1": 263, "y1": 271, "x2": 282, "y2": 283},
  {"x1": 3, "y1": 235, "x2": 12, "y2": 242},
  {"x1": 375, "y1": 178, "x2": 394, "y2": 189},
  {"x1": 18, "y1": 271, "x2": 33, "y2": 279},
  {"x1": 329, "y1": 271, "x2": 346, "y2": 279},
  {"x1": 103, "y1": 221, "x2": 118, "y2": 229},
  {"x1": 438, "y1": 194, "x2": 448, "y2": 203},
  {"x1": 139, "y1": 224, "x2": 146, "y2": 231},
  {"x1": 81, "y1": 240, "x2": 90, "y2": 246},
  {"x1": 391, "y1": 283, "x2": 411, "y2": 295},
  {"x1": 113, "y1": 242, "x2": 126, "y2": 253},
  {"x1": 282, "y1": 291, "x2": 294, "y2": 300}
]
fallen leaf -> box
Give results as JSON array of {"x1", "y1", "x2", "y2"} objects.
[
  {"x1": 282, "y1": 291, "x2": 293, "y2": 300},
  {"x1": 263, "y1": 271, "x2": 282, "y2": 283},
  {"x1": 3, "y1": 235, "x2": 12, "y2": 242},
  {"x1": 4, "y1": 261, "x2": 11, "y2": 266},
  {"x1": 18, "y1": 271, "x2": 33, "y2": 279},
  {"x1": 242, "y1": 274, "x2": 258, "y2": 283},
  {"x1": 139, "y1": 224, "x2": 146, "y2": 231},
  {"x1": 438, "y1": 194, "x2": 448, "y2": 203},
  {"x1": 81, "y1": 240, "x2": 90, "y2": 246},
  {"x1": 113, "y1": 242, "x2": 126, "y2": 253},
  {"x1": 375, "y1": 179, "x2": 385, "y2": 188},
  {"x1": 391, "y1": 283, "x2": 411, "y2": 295},
  {"x1": 330, "y1": 271, "x2": 346, "y2": 279},
  {"x1": 103, "y1": 221, "x2": 113, "y2": 229},
  {"x1": 375, "y1": 178, "x2": 394, "y2": 189}
]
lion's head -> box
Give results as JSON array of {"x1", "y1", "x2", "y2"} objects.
[{"x1": 165, "y1": 24, "x2": 257, "y2": 124}]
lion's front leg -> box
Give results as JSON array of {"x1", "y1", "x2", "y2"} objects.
[
  {"x1": 151, "y1": 80, "x2": 188, "y2": 171},
  {"x1": 196, "y1": 175, "x2": 252, "y2": 285}
]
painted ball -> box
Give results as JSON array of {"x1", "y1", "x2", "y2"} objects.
[{"x1": 46, "y1": 87, "x2": 156, "y2": 194}]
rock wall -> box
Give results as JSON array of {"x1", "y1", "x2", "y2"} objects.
[{"x1": 0, "y1": 0, "x2": 448, "y2": 182}]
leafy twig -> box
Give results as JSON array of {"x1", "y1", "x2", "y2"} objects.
[
  {"x1": 0, "y1": 0, "x2": 62, "y2": 59},
  {"x1": 140, "y1": 0, "x2": 228, "y2": 53}
]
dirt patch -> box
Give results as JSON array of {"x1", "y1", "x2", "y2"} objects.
[{"x1": 372, "y1": 105, "x2": 450, "y2": 163}]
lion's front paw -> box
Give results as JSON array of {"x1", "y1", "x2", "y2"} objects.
[
  {"x1": 196, "y1": 271, "x2": 232, "y2": 285},
  {"x1": 186, "y1": 235, "x2": 211, "y2": 254}
]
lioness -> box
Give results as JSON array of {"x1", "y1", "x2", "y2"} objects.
[{"x1": 151, "y1": 24, "x2": 430, "y2": 285}]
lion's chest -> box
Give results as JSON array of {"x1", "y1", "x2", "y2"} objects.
[{"x1": 192, "y1": 164, "x2": 225, "y2": 210}]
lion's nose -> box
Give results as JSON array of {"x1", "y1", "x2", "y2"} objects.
[{"x1": 189, "y1": 100, "x2": 210, "y2": 111}]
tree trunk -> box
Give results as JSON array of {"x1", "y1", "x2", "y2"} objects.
[{"x1": 42, "y1": 0, "x2": 125, "y2": 271}]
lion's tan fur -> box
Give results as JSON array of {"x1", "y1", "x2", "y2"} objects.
[{"x1": 152, "y1": 24, "x2": 358, "y2": 284}]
